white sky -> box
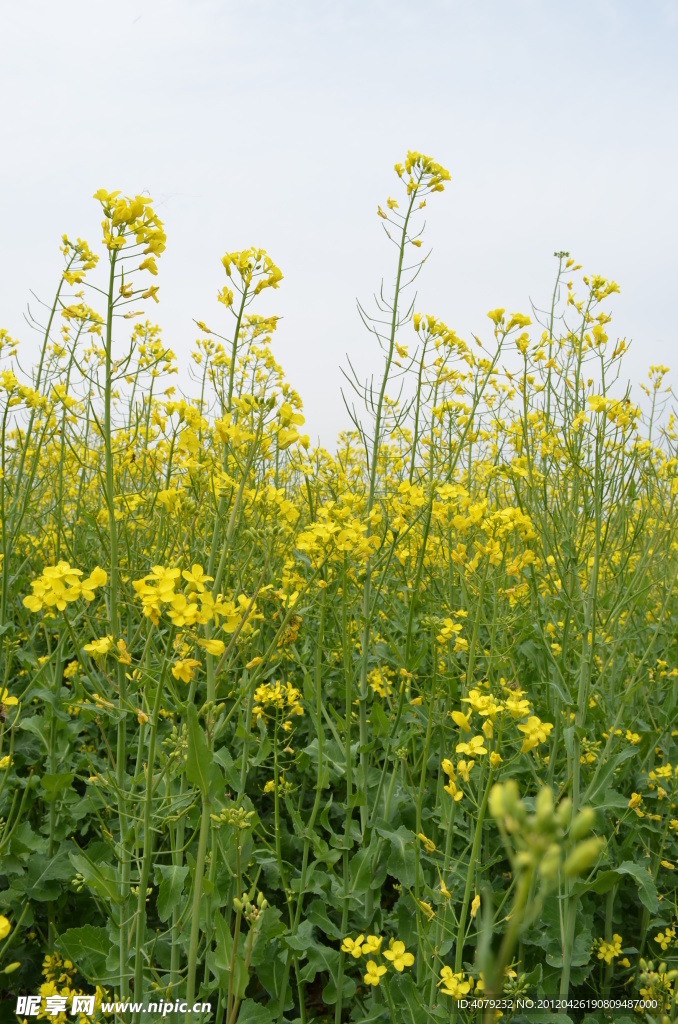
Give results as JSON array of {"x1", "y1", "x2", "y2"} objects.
[{"x1": 1, "y1": 0, "x2": 677, "y2": 445}]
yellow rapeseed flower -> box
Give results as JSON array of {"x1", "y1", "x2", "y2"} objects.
[
  {"x1": 363, "y1": 960, "x2": 387, "y2": 986},
  {"x1": 383, "y1": 939, "x2": 414, "y2": 972},
  {"x1": 341, "y1": 935, "x2": 365, "y2": 958}
]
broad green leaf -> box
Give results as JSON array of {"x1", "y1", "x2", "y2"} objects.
[
  {"x1": 349, "y1": 843, "x2": 375, "y2": 896},
  {"x1": 23, "y1": 846, "x2": 74, "y2": 901},
  {"x1": 213, "y1": 745, "x2": 241, "y2": 788},
  {"x1": 57, "y1": 925, "x2": 110, "y2": 983},
  {"x1": 376, "y1": 824, "x2": 416, "y2": 887},
  {"x1": 40, "y1": 772, "x2": 75, "y2": 799},
  {"x1": 155, "y1": 864, "x2": 189, "y2": 922},
  {"x1": 10, "y1": 821, "x2": 48, "y2": 854},
  {"x1": 306, "y1": 899, "x2": 341, "y2": 939},
  {"x1": 322, "y1": 972, "x2": 356, "y2": 1006},
  {"x1": 584, "y1": 747, "x2": 637, "y2": 803},
  {"x1": 236, "y1": 1002, "x2": 275, "y2": 1024},
  {"x1": 571, "y1": 860, "x2": 657, "y2": 911}
]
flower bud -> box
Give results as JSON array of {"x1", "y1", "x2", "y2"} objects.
[
  {"x1": 555, "y1": 797, "x2": 572, "y2": 830},
  {"x1": 538, "y1": 843, "x2": 562, "y2": 879},
  {"x1": 562, "y1": 837, "x2": 604, "y2": 877},
  {"x1": 535, "y1": 786, "x2": 554, "y2": 826},
  {"x1": 570, "y1": 807, "x2": 596, "y2": 841}
]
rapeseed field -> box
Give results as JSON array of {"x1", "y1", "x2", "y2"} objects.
[{"x1": 1, "y1": 152, "x2": 677, "y2": 1024}]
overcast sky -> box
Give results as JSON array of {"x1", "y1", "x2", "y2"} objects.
[{"x1": 1, "y1": 0, "x2": 677, "y2": 445}]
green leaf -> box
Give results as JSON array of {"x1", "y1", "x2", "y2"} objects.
[
  {"x1": 252, "y1": 941, "x2": 292, "y2": 1009},
  {"x1": 69, "y1": 852, "x2": 121, "y2": 905},
  {"x1": 57, "y1": 925, "x2": 110, "y2": 983},
  {"x1": 614, "y1": 861, "x2": 658, "y2": 912},
  {"x1": 211, "y1": 912, "x2": 233, "y2": 969},
  {"x1": 349, "y1": 842, "x2": 376, "y2": 896},
  {"x1": 155, "y1": 864, "x2": 189, "y2": 922},
  {"x1": 23, "y1": 846, "x2": 74, "y2": 901},
  {"x1": 584, "y1": 747, "x2": 637, "y2": 803},
  {"x1": 571, "y1": 860, "x2": 658, "y2": 911},
  {"x1": 186, "y1": 702, "x2": 210, "y2": 795},
  {"x1": 287, "y1": 928, "x2": 339, "y2": 987},
  {"x1": 284, "y1": 919, "x2": 315, "y2": 953},
  {"x1": 389, "y1": 972, "x2": 434, "y2": 1023},
  {"x1": 306, "y1": 899, "x2": 341, "y2": 939},
  {"x1": 321, "y1": 970, "x2": 355, "y2": 1005},
  {"x1": 19, "y1": 715, "x2": 50, "y2": 747},
  {"x1": 213, "y1": 745, "x2": 241, "y2": 788},
  {"x1": 209, "y1": 912, "x2": 249, "y2": 997},
  {"x1": 546, "y1": 921, "x2": 592, "y2": 967},
  {"x1": 40, "y1": 772, "x2": 75, "y2": 800},
  {"x1": 589, "y1": 788, "x2": 629, "y2": 813},
  {"x1": 376, "y1": 825, "x2": 416, "y2": 887},
  {"x1": 369, "y1": 703, "x2": 390, "y2": 738},
  {"x1": 10, "y1": 821, "x2": 48, "y2": 854},
  {"x1": 236, "y1": 1002, "x2": 275, "y2": 1024}
]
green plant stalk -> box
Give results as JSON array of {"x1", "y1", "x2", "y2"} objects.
[
  {"x1": 560, "y1": 421, "x2": 602, "y2": 1002},
  {"x1": 207, "y1": 286, "x2": 249, "y2": 580},
  {"x1": 273, "y1": 713, "x2": 296, "y2": 1023},
  {"x1": 483, "y1": 869, "x2": 532, "y2": 1024},
  {"x1": 225, "y1": 837, "x2": 243, "y2": 1024},
  {"x1": 427, "y1": 796, "x2": 459, "y2": 1009},
  {"x1": 335, "y1": 564, "x2": 354, "y2": 1024},
  {"x1": 226, "y1": 913, "x2": 261, "y2": 1024},
  {"x1": 276, "y1": 592, "x2": 327, "y2": 1013},
  {"x1": 185, "y1": 798, "x2": 211, "y2": 1016},
  {"x1": 414, "y1": 690, "x2": 436, "y2": 985},
  {"x1": 455, "y1": 767, "x2": 494, "y2": 973},
  {"x1": 357, "y1": 181, "x2": 419, "y2": 851},
  {"x1": 0, "y1": 259, "x2": 72, "y2": 634},
  {"x1": 132, "y1": 647, "x2": 170, "y2": 1014},
  {"x1": 102, "y1": 244, "x2": 134, "y2": 1001},
  {"x1": 169, "y1": 676, "x2": 198, "y2": 992},
  {"x1": 185, "y1": 615, "x2": 221, "y2": 1014}
]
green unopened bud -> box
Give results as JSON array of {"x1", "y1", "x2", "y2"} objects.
[
  {"x1": 538, "y1": 842, "x2": 562, "y2": 879},
  {"x1": 489, "y1": 783, "x2": 506, "y2": 819},
  {"x1": 562, "y1": 837, "x2": 604, "y2": 877},
  {"x1": 535, "y1": 786, "x2": 554, "y2": 826},
  {"x1": 4, "y1": 962, "x2": 20, "y2": 974},
  {"x1": 555, "y1": 797, "x2": 572, "y2": 830},
  {"x1": 233, "y1": 897, "x2": 243, "y2": 912},
  {"x1": 257, "y1": 891, "x2": 265, "y2": 908},
  {"x1": 570, "y1": 807, "x2": 596, "y2": 841},
  {"x1": 502, "y1": 779, "x2": 521, "y2": 817}
]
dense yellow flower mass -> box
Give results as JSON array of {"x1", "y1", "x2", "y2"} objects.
[{"x1": 0, "y1": 154, "x2": 676, "y2": 1019}]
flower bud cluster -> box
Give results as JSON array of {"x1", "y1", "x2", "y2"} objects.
[{"x1": 489, "y1": 780, "x2": 603, "y2": 879}]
